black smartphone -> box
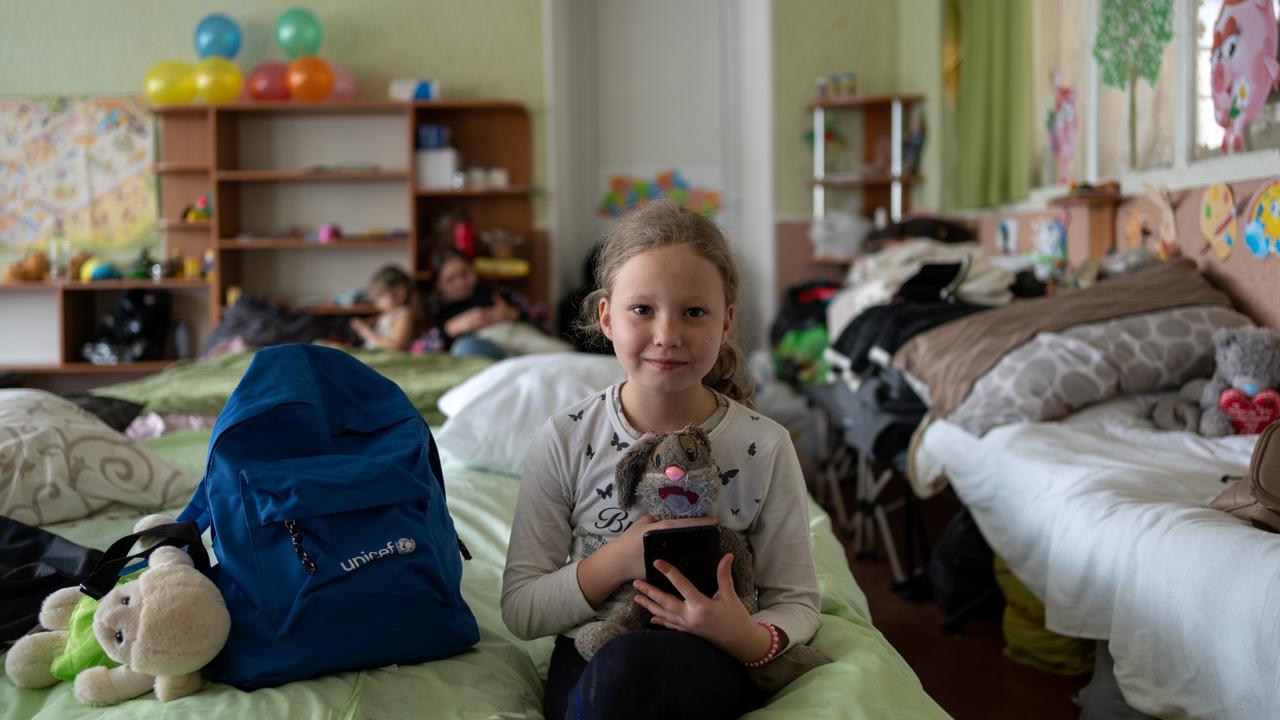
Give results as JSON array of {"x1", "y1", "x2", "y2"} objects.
[{"x1": 642, "y1": 525, "x2": 721, "y2": 599}]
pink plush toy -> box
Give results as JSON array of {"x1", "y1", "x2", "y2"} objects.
[{"x1": 1211, "y1": 0, "x2": 1280, "y2": 154}]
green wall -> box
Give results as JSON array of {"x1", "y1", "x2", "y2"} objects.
[
  {"x1": 772, "y1": 1, "x2": 901, "y2": 219},
  {"x1": 0, "y1": 0, "x2": 546, "y2": 217},
  {"x1": 772, "y1": 0, "x2": 947, "y2": 218}
]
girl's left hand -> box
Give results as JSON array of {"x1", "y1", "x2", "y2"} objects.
[{"x1": 631, "y1": 553, "x2": 769, "y2": 662}]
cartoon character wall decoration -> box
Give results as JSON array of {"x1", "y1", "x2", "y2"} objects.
[
  {"x1": 1200, "y1": 183, "x2": 1239, "y2": 260},
  {"x1": 1243, "y1": 178, "x2": 1280, "y2": 258},
  {"x1": 1046, "y1": 71, "x2": 1078, "y2": 184},
  {"x1": 1209, "y1": 0, "x2": 1280, "y2": 154}
]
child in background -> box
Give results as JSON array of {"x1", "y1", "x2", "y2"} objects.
[
  {"x1": 351, "y1": 265, "x2": 418, "y2": 351},
  {"x1": 426, "y1": 247, "x2": 570, "y2": 359},
  {"x1": 429, "y1": 247, "x2": 519, "y2": 359},
  {"x1": 501, "y1": 200, "x2": 821, "y2": 719}
]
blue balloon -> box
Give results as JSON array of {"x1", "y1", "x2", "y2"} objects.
[{"x1": 195, "y1": 13, "x2": 242, "y2": 59}]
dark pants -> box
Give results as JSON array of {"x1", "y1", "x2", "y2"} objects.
[{"x1": 544, "y1": 631, "x2": 765, "y2": 720}]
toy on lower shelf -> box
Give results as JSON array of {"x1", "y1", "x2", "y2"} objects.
[{"x1": 183, "y1": 194, "x2": 212, "y2": 223}]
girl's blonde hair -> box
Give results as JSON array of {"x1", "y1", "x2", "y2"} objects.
[{"x1": 579, "y1": 199, "x2": 754, "y2": 407}]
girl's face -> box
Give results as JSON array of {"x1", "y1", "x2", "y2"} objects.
[
  {"x1": 373, "y1": 284, "x2": 406, "y2": 313},
  {"x1": 437, "y1": 257, "x2": 477, "y2": 303},
  {"x1": 599, "y1": 245, "x2": 734, "y2": 400}
]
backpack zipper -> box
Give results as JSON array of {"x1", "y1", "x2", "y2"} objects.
[{"x1": 285, "y1": 519, "x2": 318, "y2": 575}]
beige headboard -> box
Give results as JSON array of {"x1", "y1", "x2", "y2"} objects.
[{"x1": 975, "y1": 176, "x2": 1280, "y2": 329}]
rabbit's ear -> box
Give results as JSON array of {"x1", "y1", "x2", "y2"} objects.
[
  {"x1": 684, "y1": 425, "x2": 713, "y2": 461},
  {"x1": 616, "y1": 434, "x2": 660, "y2": 509}
]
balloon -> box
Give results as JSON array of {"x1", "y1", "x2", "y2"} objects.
[
  {"x1": 143, "y1": 60, "x2": 196, "y2": 104},
  {"x1": 194, "y1": 13, "x2": 242, "y2": 59},
  {"x1": 286, "y1": 56, "x2": 333, "y2": 102},
  {"x1": 194, "y1": 57, "x2": 243, "y2": 104},
  {"x1": 328, "y1": 62, "x2": 357, "y2": 100},
  {"x1": 276, "y1": 8, "x2": 323, "y2": 59},
  {"x1": 247, "y1": 61, "x2": 290, "y2": 101}
]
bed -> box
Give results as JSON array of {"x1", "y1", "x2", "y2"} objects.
[
  {"x1": 0, "y1": 350, "x2": 949, "y2": 719},
  {"x1": 881, "y1": 253, "x2": 1280, "y2": 718},
  {"x1": 913, "y1": 395, "x2": 1275, "y2": 720}
]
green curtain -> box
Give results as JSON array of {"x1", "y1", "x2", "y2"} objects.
[{"x1": 953, "y1": 0, "x2": 1033, "y2": 209}]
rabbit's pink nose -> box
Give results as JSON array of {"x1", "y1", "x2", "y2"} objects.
[{"x1": 664, "y1": 465, "x2": 686, "y2": 482}]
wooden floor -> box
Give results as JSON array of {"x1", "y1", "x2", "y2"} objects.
[{"x1": 827, "y1": 487, "x2": 1089, "y2": 720}]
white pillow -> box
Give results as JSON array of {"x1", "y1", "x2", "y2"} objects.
[
  {"x1": 437, "y1": 352, "x2": 625, "y2": 474},
  {"x1": 0, "y1": 389, "x2": 194, "y2": 527}
]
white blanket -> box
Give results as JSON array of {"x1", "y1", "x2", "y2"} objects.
[{"x1": 915, "y1": 395, "x2": 1277, "y2": 720}]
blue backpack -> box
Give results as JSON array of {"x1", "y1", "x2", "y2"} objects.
[{"x1": 179, "y1": 344, "x2": 479, "y2": 689}]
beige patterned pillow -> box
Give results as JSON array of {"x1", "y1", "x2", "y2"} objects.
[
  {"x1": 0, "y1": 390, "x2": 193, "y2": 526},
  {"x1": 948, "y1": 305, "x2": 1253, "y2": 436}
]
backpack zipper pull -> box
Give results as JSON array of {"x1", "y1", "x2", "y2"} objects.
[
  {"x1": 457, "y1": 535, "x2": 472, "y2": 561},
  {"x1": 285, "y1": 519, "x2": 318, "y2": 575}
]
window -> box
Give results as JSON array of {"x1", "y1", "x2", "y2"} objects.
[
  {"x1": 1031, "y1": 0, "x2": 1279, "y2": 196},
  {"x1": 1193, "y1": 0, "x2": 1280, "y2": 160}
]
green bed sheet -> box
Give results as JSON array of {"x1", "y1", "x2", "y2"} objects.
[
  {"x1": 0, "y1": 431, "x2": 949, "y2": 720},
  {"x1": 93, "y1": 349, "x2": 492, "y2": 427}
]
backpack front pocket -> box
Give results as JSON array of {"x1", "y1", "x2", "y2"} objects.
[{"x1": 236, "y1": 448, "x2": 463, "y2": 640}]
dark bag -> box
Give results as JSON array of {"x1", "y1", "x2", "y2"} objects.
[
  {"x1": 1211, "y1": 420, "x2": 1280, "y2": 531},
  {"x1": 0, "y1": 518, "x2": 102, "y2": 643},
  {"x1": 0, "y1": 518, "x2": 209, "y2": 645},
  {"x1": 927, "y1": 508, "x2": 1004, "y2": 630}
]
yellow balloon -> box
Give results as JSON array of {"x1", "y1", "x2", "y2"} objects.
[
  {"x1": 143, "y1": 60, "x2": 196, "y2": 104},
  {"x1": 194, "y1": 57, "x2": 243, "y2": 104}
]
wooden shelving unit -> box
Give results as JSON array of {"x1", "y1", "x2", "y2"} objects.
[
  {"x1": 2, "y1": 99, "x2": 539, "y2": 379},
  {"x1": 809, "y1": 93, "x2": 924, "y2": 263}
]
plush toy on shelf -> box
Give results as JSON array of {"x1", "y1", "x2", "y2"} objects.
[
  {"x1": 1152, "y1": 326, "x2": 1280, "y2": 436},
  {"x1": 573, "y1": 427, "x2": 832, "y2": 692},
  {"x1": 183, "y1": 194, "x2": 212, "y2": 222},
  {"x1": 3, "y1": 515, "x2": 230, "y2": 706},
  {"x1": 3, "y1": 252, "x2": 53, "y2": 284}
]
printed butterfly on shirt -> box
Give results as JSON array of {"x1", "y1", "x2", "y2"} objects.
[
  {"x1": 595, "y1": 483, "x2": 614, "y2": 500},
  {"x1": 718, "y1": 467, "x2": 739, "y2": 485},
  {"x1": 610, "y1": 432, "x2": 630, "y2": 451},
  {"x1": 568, "y1": 410, "x2": 584, "y2": 422}
]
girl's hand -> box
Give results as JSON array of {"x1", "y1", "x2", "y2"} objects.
[
  {"x1": 631, "y1": 553, "x2": 773, "y2": 663},
  {"x1": 350, "y1": 317, "x2": 371, "y2": 338},
  {"x1": 574, "y1": 515, "x2": 715, "y2": 608}
]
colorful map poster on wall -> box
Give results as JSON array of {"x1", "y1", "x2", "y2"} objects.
[{"x1": 0, "y1": 97, "x2": 157, "y2": 270}]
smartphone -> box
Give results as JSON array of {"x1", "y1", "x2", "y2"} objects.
[{"x1": 642, "y1": 525, "x2": 721, "y2": 600}]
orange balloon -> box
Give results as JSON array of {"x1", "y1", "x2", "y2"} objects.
[{"x1": 286, "y1": 56, "x2": 334, "y2": 102}]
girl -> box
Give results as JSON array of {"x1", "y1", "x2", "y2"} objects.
[
  {"x1": 350, "y1": 265, "x2": 417, "y2": 351},
  {"x1": 427, "y1": 246, "x2": 570, "y2": 359},
  {"x1": 502, "y1": 200, "x2": 821, "y2": 719},
  {"x1": 429, "y1": 246, "x2": 520, "y2": 359}
]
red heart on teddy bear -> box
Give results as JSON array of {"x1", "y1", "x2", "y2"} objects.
[{"x1": 1219, "y1": 389, "x2": 1280, "y2": 434}]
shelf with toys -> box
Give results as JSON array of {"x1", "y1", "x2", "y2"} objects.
[
  {"x1": 160, "y1": 98, "x2": 542, "y2": 319},
  {"x1": 807, "y1": 78, "x2": 926, "y2": 265}
]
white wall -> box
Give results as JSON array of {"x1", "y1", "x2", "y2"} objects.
[{"x1": 544, "y1": 0, "x2": 774, "y2": 350}]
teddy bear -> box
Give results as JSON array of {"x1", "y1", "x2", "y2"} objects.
[
  {"x1": 4, "y1": 515, "x2": 231, "y2": 706},
  {"x1": 1153, "y1": 327, "x2": 1280, "y2": 436},
  {"x1": 573, "y1": 427, "x2": 831, "y2": 692},
  {"x1": 2, "y1": 251, "x2": 51, "y2": 284}
]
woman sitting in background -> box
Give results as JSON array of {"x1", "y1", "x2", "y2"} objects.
[{"x1": 419, "y1": 247, "x2": 569, "y2": 359}]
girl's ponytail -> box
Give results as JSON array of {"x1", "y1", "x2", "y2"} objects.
[{"x1": 703, "y1": 339, "x2": 754, "y2": 409}]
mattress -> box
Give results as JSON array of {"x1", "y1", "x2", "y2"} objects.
[
  {"x1": 2, "y1": 431, "x2": 948, "y2": 720},
  {"x1": 915, "y1": 394, "x2": 1275, "y2": 719}
]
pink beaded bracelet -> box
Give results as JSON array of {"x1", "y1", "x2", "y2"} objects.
[{"x1": 744, "y1": 620, "x2": 781, "y2": 667}]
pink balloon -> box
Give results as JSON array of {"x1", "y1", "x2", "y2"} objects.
[
  {"x1": 329, "y1": 62, "x2": 357, "y2": 101},
  {"x1": 247, "y1": 61, "x2": 290, "y2": 101}
]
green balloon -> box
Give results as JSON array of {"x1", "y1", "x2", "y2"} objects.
[{"x1": 276, "y1": 7, "x2": 322, "y2": 59}]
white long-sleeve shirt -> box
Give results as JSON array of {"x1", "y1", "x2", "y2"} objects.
[{"x1": 501, "y1": 383, "x2": 821, "y2": 652}]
